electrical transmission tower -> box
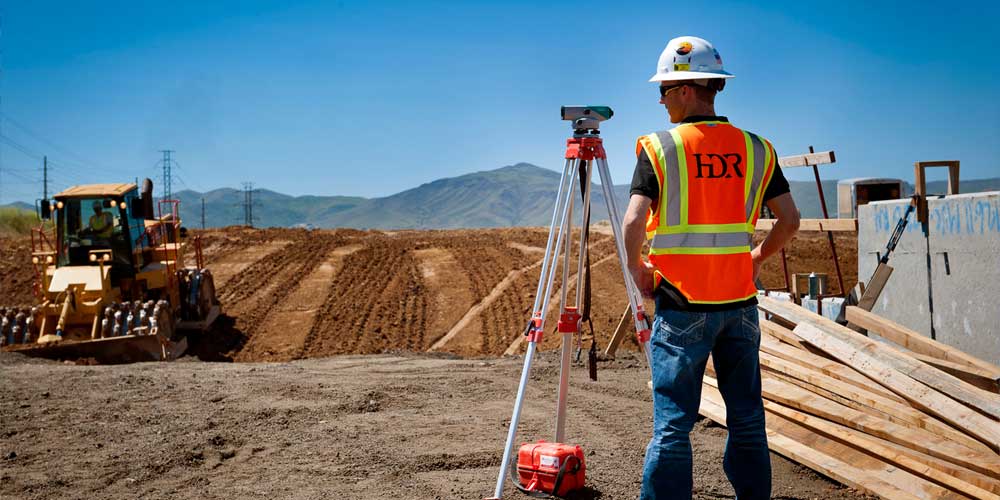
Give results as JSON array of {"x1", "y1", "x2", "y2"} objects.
[
  {"x1": 201, "y1": 197, "x2": 206, "y2": 230},
  {"x1": 241, "y1": 182, "x2": 257, "y2": 227},
  {"x1": 158, "y1": 149, "x2": 174, "y2": 202}
]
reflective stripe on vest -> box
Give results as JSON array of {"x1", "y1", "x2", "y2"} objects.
[{"x1": 637, "y1": 121, "x2": 776, "y2": 303}]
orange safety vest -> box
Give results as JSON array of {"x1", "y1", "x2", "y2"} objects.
[{"x1": 636, "y1": 120, "x2": 776, "y2": 304}]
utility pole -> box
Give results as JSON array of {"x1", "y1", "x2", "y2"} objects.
[
  {"x1": 201, "y1": 197, "x2": 206, "y2": 229},
  {"x1": 43, "y1": 155, "x2": 48, "y2": 199},
  {"x1": 159, "y1": 149, "x2": 174, "y2": 203}
]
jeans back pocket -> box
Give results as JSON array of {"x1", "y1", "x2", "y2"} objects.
[
  {"x1": 739, "y1": 306, "x2": 761, "y2": 344},
  {"x1": 655, "y1": 311, "x2": 707, "y2": 348}
]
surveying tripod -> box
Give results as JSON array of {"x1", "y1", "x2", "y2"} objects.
[{"x1": 487, "y1": 106, "x2": 654, "y2": 499}]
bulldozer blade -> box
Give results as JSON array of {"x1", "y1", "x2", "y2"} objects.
[{"x1": 3, "y1": 335, "x2": 188, "y2": 364}]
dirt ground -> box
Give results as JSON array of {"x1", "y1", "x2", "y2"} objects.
[
  {"x1": 0, "y1": 350, "x2": 868, "y2": 500},
  {"x1": 0, "y1": 227, "x2": 866, "y2": 499}
]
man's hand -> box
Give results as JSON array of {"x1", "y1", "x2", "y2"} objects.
[
  {"x1": 751, "y1": 246, "x2": 763, "y2": 282},
  {"x1": 623, "y1": 194, "x2": 655, "y2": 298},
  {"x1": 752, "y1": 193, "x2": 800, "y2": 282},
  {"x1": 630, "y1": 261, "x2": 656, "y2": 298}
]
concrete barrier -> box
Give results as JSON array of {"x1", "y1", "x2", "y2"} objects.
[{"x1": 858, "y1": 191, "x2": 1000, "y2": 365}]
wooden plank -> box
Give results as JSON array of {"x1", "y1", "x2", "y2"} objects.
[
  {"x1": 757, "y1": 375, "x2": 1000, "y2": 478},
  {"x1": 765, "y1": 370, "x2": 903, "y2": 424},
  {"x1": 846, "y1": 306, "x2": 1000, "y2": 381},
  {"x1": 756, "y1": 356, "x2": 984, "y2": 449},
  {"x1": 701, "y1": 380, "x2": 959, "y2": 500},
  {"x1": 909, "y1": 352, "x2": 1000, "y2": 393},
  {"x1": 760, "y1": 334, "x2": 906, "y2": 403},
  {"x1": 764, "y1": 401, "x2": 999, "y2": 500},
  {"x1": 755, "y1": 218, "x2": 857, "y2": 232},
  {"x1": 698, "y1": 394, "x2": 924, "y2": 500},
  {"x1": 855, "y1": 263, "x2": 894, "y2": 312},
  {"x1": 603, "y1": 304, "x2": 631, "y2": 358},
  {"x1": 762, "y1": 296, "x2": 1000, "y2": 422},
  {"x1": 760, "y1": 318, "x2": 810, "y2": 350},
  {"x1": 863, "y1": 432, "x2": 1000, "y2": 495},
  {"x1": 778, "y1": 150, "x2": 836, "y2": 168},
  {"x1": 760, "y1": 351, "x2": 911, "y2": 413},
  {"x1": 793, "y1": 322, "x2": 1000, "y2": 452}
]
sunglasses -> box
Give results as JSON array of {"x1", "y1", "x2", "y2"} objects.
[{"x1": 658, "y1": 84, "x2": 689, "y2": 98}]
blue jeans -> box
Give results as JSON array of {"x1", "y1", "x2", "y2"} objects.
[{"x1": 640, "y1": 298, "x2": 771, "y2": 500}]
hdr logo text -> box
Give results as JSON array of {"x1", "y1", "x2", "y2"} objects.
[{"x1": 693, "y1": 153, "x2": 744, "y2": 179}]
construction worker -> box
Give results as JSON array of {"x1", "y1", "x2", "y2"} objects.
[
  {"x1": 623, "y1": 36, "x2": 800, "y2": 500},
  {"x1": 88, "y1": 201, "x2": 115, "y2": 239}
]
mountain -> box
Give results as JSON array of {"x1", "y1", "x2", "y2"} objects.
[
  {"x1": 11, "y1": 166, "x2": 995, "y2": 229},
  {"x1": 172, "y1": 187, "x2": 365, "y2": 229},
  {"x1": 0, "y1": 201, "x2": 35, "y2": 212},
  {"x1": 173, "y1": 163, "x2": 632, "y2": 229}
]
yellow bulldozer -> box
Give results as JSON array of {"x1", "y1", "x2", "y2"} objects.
[{"x1": 1, "y1": 179, "x2": 220, "y2": 363}]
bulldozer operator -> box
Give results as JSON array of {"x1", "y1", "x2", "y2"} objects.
[{"x1": 88, "y1": 200, "x2": 115, "y2": 239}]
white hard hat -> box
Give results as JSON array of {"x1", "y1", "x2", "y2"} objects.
[{"x1": 649, "y1": 36, "x2": 734, "y2": 83}]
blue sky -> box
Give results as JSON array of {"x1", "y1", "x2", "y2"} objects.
[{"x1": 1, "y1": 0, "x2": 998, "y2": 204}]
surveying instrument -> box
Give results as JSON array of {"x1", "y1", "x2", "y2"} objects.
[{"x1": 486, "y1": 106, "x2": 654, "y2": 499}]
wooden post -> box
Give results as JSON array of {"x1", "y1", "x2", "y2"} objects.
[{"x1": 603, "y1": 304, "x2": 632, "y2": 358}]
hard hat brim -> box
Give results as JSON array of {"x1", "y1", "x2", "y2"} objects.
[{"x1": 649, "y1": 71, "x2": 734, "y2": 83}]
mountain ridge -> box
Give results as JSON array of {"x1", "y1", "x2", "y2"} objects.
[{"x1": 4, "y1": 164, "x2": 998, "y2": 229}]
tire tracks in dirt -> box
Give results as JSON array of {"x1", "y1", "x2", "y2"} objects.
[
  {"x1": 427, "y1": 257, "x2": 545, "y2": 351},
  {"x1": 297, "y1": 235, "x2": 428, "y2": 357},
  {"x1": 234, "y1": 244, "x2": 363, "y2": 362},
  {"x1": 503, "y1": 241, "x2": 619, "y2": 356},
  {"x1": 219, "y1": 231, "x2": 348, "y2": 342}
]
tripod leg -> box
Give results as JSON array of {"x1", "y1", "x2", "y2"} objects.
[
  {"x1": 595, "y1": 157, "x2": 654, "y2": 371},
  {"x1": 491, "y1": 158, "x2": 581, "y2": 500},
  {"x1": 554, "y1": 161, "x2": 578, "y2": 443}
]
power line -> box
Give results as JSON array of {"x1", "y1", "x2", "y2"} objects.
[
  {"x1": 0, "y1": 133, "x2": 45, "y2": 161},
  {"x1": 0, "y1": 112, "x2": 113, "y2": 172}
]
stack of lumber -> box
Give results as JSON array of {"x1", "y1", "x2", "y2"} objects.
[{"x1": 698, "y1": 295, "x2": 1000, "y2": 500}]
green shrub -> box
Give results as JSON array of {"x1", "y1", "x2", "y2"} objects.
[{"x1": 0, "y1": 207, "x2": 47, "y2": 236}]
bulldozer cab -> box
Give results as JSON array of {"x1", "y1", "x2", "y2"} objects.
[{"x1": 56, "y1": 193, "x2": 144, "y2": 278}]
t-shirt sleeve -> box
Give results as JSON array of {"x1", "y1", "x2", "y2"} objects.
[
  {"x1": 761, "y1": 150, "x2": 790, "y2": 202},
  {"x1": 630, "y1": 149, "x2": 660, "y2": 205}
]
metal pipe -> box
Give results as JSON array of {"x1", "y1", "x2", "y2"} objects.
[{"x1": 809, "y1": 146, "x2": 846, "y2": 296}]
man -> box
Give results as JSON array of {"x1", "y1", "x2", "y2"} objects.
[
  {"x1": 89, "y1": 201, "x2": 115, "y2": 239},
  {"x1": 622, "y1": 36, "x2": 800, "y2": 500}
]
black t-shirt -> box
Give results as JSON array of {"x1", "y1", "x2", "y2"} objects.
[{"x1": 629, "y1": 116, "x2": 791, "y2": 312}]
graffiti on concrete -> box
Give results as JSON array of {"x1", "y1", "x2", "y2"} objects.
[{"x1": 872, "y1": 196, "x2": 1000, "y2": 235}]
